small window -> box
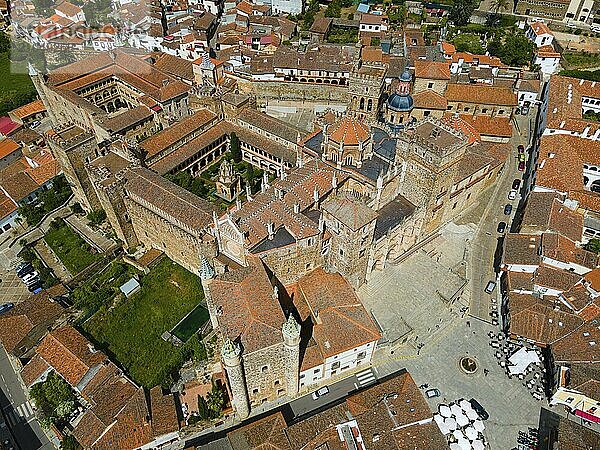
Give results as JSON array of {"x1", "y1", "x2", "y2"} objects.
[
  {"x1": 314, "y1": 368, "x2": 320, "y2": 374},
  {"x1": 357, "y1": 351, "x2": 366, "y2": 360},
  {"x1": 252, "y1": 388, "x2": 259, "y2": 394},
  {"x1": 332, "y1": 361, "x2": 340, "y2": 370},
  {"x1": 274, "y1": 380, "x2": 280, "y2": 386},
  {"x1": 261, "y1": 365, "x2": 268, "y2": 373},
  {"x1": 428, "y1": 82, "x2": 434, "y2": 89}
]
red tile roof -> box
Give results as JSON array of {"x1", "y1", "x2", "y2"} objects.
[
  {"x1": 445, "y1": 83, "x2": 517, "y2": 106},
  {"x1": 36, "y1": 326, "x2": 107, "y2": 386},
  {"x1": 412, "y1": 89, "x2": 448, "y2": 110},
  {"x1": 211, "y1": 256, "x2": 285, "y2": 354},
  {"x1": 9, "y1": 100, "x2": 46, "y2": 120},
  {"x1": 530, "y1": 21, "x2": 552, "y2": 36},
  {"x1": 414, "y1": 60, "x2": 450, "y2": 80},
  {"x1": 328, "y1": 115, "x2": 370, "y2": 146}
]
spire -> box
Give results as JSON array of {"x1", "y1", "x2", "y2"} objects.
[
  {"x1": 282, "y1": 314, "x2": 301, "y2": 341},
  {"x1": 221, "y1": 337, "x2": 241, "y2": 359},
  {"x1": 200, "y1": 256, "x2": 215, "y2": 280}
]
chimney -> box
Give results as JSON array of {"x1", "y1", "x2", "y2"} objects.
[
  {"x1": 313, "y1": 185, "x2": 319, "y2": 203},
  {"x1": 245, "y1": 183, "x2": 253, "y2": 201},
  {"x1": 236, "y1": 197, "x2": 242, "y2": 210},
  {"x1": 294, "y1": 203, "x2": 300, "y2": 214},
  {"x1": 162, "y1": 78, "x2": 169, "y2": 87},
  {"x1": 272, "y1": 285, "x2": 279, "y2": 300},
  {"x1": 267, "y1": 221, "x2": 274, "y2": 239},
  {"x1": 332, "y1": 172, "x2": 337, "y2": 189}
]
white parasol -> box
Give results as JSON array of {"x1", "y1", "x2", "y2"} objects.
[
  {"x1": 452, "y1": 429, "x2": 464, "y2": 440},
  {"x1": 472, "y1": 419, "x2": 485, "y2": 432},
  {"x1": 465, "y1": 426, "x2": 478, "y2": 440},
  {"x1": 457, "y1": 437, "x2": 471, "y2": 450},
  {"x1": 450, "y1": 444, "x2": 462, "y2": 450},
  {"x1": 471, "y1": 440, "x2": 485, "y2": 450},
  {"x1": 444, "y1": 417, "x2": 458, "y2": 431},
  {"x1": 440, "y1": 404, "x2": 452, "y2": 417},
  {"x1": 459, "y1": 399, "x2": 472, "y2": 411},
  {"x1": 455, "y1": 412, "x2": 470, "y2": 427},
  {"x1": 450, "y1": 403, "x2": 463, "y2": 416},
  {"x1": 466, "y1": 408, "x2": 479, "y2": 421}
]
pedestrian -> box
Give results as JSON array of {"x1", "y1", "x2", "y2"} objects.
[
  {"x1": 466, "y1": 320, "x2": 471, "y2": 327},
  {"x1": 484, "y1": 369, "x2": 489, "y2": 376}
]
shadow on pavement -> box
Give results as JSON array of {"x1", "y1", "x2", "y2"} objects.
[{"x1": 0, "y1": 388, "x2": 42, "y2": 450}]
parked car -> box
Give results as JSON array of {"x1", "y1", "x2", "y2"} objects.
[
  {"x1": 426, "y1": 388, "x2": 441, "y2": 398},
  {"x1": 512, "y1": 179, "x2": 521, "y2": 190},
  {"x1": 312, "y1": 386, "x2": 330, "y2": 400},
  {"x1": 0, "y1": 303, "x2": 14, "y2": 315},
  {"x1": 518, "y1": 161, "x2": 526, "y2": 171},
  {"x1": 497, "y1": 222, "x2": 507, "y2": 233},
  {"x1": 521, "y1": 105, "x2": 529, "y2": 115},
  {"x1": 27, "y1": 281, "x2": 43, "y2": 293},
  {"x1": 22, "y1": 271, "x2": 39, "y2": 284},
  {"x1": 518, "y1": 153, "x2": 526, "y2": 162},
  {"x1": 508, "y1": 190, "x2": 518, "y2": 200},
  {"x1": 518, "y1": 145, "x2": 525, "y2": 153},
  {"x1": 30, "y1": 120, "x2": 41, "y2": 128},
  {"x1": 25, "y1": 276, "x2": 41, "y2": 287},
  {"x1": 484, "y1": 281, "x2": 496, "y2": 294},
  {"x1": 469, "y1": 398, "x2": 489, "y2": 420},
  {"x1": 504, "y1": 204, "x2": 513, "y2": 215},
  {"x1": 16, "y1": 263, "x2": 33, "y2": 278}
]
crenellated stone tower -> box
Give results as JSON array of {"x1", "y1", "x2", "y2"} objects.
[
  {"x1": 199, "y1": 256, "x2": 218, "y2": 329},
  {"x1": 282, "y1": 314, "x2": 301, "y2": 397},
  {"x1": 221, "y1": 338, "x2": 250, "y2": 419}
]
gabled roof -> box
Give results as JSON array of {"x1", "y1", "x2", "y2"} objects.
[
  {"x1": 211, "y1": 257, "x2": 285, "y2": 354},
  {"x1": 322, "y1": 196, "x2": 377, "y2": 231},
  {"x1": 412, "y1": 89, "x2": 447, "y2": 110},
  {"x1": 530, "y1": 21, "x2": 553, "y2": 36},
  {"x1": 445, "y1": 83, "x2": 517, "y2": 106},
  {"x1": 414, "y1": 59, "x2": 450, "y2": 80},
  {"x1": 36, "y1": 326, "x2": 107, "y2": 386}
]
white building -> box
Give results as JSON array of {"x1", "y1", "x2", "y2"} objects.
[
  {"x1": 526, "y1": 21, "x2": 554, "y2": 47},
  {"x1": 534, "y1": 46, "x2": 561, "y2": 76}
]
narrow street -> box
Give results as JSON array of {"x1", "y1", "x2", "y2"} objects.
[
  {"x1": 467, "y1": 111, "x2": 533, "y2": 322},
  {"x1": 0, "y1": 346, "x2": 55, "y2": 450}
]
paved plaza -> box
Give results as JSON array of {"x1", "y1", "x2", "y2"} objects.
[
  {"x1": 0, "y1": 266, "x2": 30, "y2": 304},
  {"x1": 372, "y1": 318, "x2": 543, "y2": 450}
]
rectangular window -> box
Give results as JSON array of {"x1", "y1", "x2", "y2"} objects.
[{"x1": 332, "y1": 361, "x2": 340, "y2": 370}]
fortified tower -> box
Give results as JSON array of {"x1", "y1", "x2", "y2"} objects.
[
  {"x1": 221, "y1": 338, "x2": 250, "y2": 419},
  {"x1": 282, "y1": 314, "x2": 301, "y2": 397},
  {"x1": 199, "y1": 256, "x2": 218, "y2": 329}
]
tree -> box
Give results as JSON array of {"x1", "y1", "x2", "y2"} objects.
[
  {"x1": 61, "y1": 435, "x2": 81, "y2": 450},
  {"x1": 585, "y1": 238, "x2": 600, "y2": 253},
  {"x1": 206, "y1": 383, "x2": 224, "y2": 418},
  {"x1": 197, "y1": 395, "x2": 210, "y2": 420},
  {"x1": 452, "y1": 33, "x2": 484, "y2": 54},
  {"x1": 449, "y1": 0, "x2": 478, "y2": 26},
  {"x1": 31, "y1": 0, "x2": 53, "y2": 16},
  {"x1": 87, "y1": 209, "x2": 107, "y2": 226},
  {"x1": 491, "y1": 0, "x2": 510, "y2": 13},
  {"x1": 496, "y1": 32, "x2": 535, "y2": 67},
  {"x1": 230, "y1": 132, "x2": 241, "y2": 163},
  {"x1": 30, "y1": 372, "x2": 76, "y2": 422}
]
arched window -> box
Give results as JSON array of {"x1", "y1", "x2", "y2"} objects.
[
  {"x1": 360, "y1": 97, "x2": 365, "y2": 110},
  {"x1": 344, "y1": 156, "x2": 353, "y2": 166},
  {"x1": 367, "y1": 99, "x2": 372, "y2": 112}
]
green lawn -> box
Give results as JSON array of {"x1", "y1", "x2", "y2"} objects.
[
  {"x1": 0, "y1": 52, "x2": 38, "y2": 116},
  {"x1": 44, "y1": 222, "x2": 102, "y2": 275},
  {"x1": 562, "y1": 51, "x2": 600, "y2": 70},
  {"x1": 83, "y1": 259, "x2": 205, "y2": 388}
]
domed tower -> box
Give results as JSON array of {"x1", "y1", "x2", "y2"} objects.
[
  {"x1": 321, "y1": 115, "x2": 372, "y2": 168},
  {"x1": 384, "y1": 69, "x2": 414, "y2": 127},
  {"x1": 221, "y1": 338, "x2": 250, "y2": 419},
  {"x1": 282, "y1": 314, "x2": 301, "y2": 396}
]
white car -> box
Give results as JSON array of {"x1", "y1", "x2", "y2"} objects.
[
  {"x1": 508, "y1": 190, "x2": 518, "y2": 201},
  {"x1": 312, "y1": 386, "x2": 329, "y2": 400},
  {"x1": 22, "y1": 271, "x2": 39, "y2": 284}
]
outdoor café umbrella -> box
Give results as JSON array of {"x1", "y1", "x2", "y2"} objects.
[
  {"x1": 457, "y1": 437, "x2": 471, "y2": 450},
  {"x1": 452, "y1": 429, "x2": 464, "y2": 440},
  {"x1": 440, "y1": 405, "x2": 452, "y2": 417},
  {"x1": 450, "y1": 403, "x2": 463, "y2": 416},
  {"x1": 465, "y1": 426, "x2": 478, "y2": 441},
  {"x1": 466, "y1": 408, "x2": 479, "y2": 421},
  {"x1": 444, "y1": 417, "x2": 458, "y2": 431},
  {"x1": 473, "y1": 419, "x2": 485, "y2": 433},
  {"x1": 471, "y1": 440, "x2": 485, "y2": 450},
  {"x1": 455, "y1": 412, "x2": 470, "y2": 427},
  {"x1": 450, "y1": 444, "x2": 461, "y2": 450},
  {"x1": 459, "y1": 399, "x2": 472, "y2": 411}
]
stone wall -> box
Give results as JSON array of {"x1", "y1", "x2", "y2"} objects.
[
  {"x1": 243, "y1": 343, "x2": 291, "y2": 406},
  {"x1": 413, "y1": 79, "x2": 448, "y2": 96},
  {"x1": 123, "y1": 197, "x2": 213, "y2": 274},
  {"x1": 238, "y1": 79, "x2": 349, "y2": 104},
  {"x1": 259, "y1": 238, "x2": 324, "y2": 286}
]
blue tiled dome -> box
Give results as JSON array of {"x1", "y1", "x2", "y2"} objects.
[
  {"x1": 387, "y1": 93, "x2": 414, "y2": 112},
  {"x1": 400, "y1": 69, "x2": 412, "y2": 82}
]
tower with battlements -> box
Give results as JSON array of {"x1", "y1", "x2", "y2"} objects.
[{"x1": 221, "y1": 338, "x2": 250, "y2": 419}]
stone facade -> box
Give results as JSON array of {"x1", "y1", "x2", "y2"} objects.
[
  {"x1": 413, "y1": 78, "x2": 448, "y2": 96},
  {"x1": 348, "y1": 62, "x2": 387, "y2": 123},
  {"x1": 515, "y1": 0, "x2": 569, "y2": 19}
]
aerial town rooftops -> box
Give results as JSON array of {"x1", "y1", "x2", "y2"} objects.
[
  {"x1": 503, "y1": 234, "x2": 542, "y2": 267},
  {"x1": 238, "y1": 108, "x2": 302, "y2": 144},
  {"x1": 327, "y1": 115, "x2": 370, "y2": 146},
  {"x1": 9, "y1": 99, "x2": 46, "y2": 121},
  {"x1": 541, "y1": 232, "x2": 598, "y2": 270},
  {"x1": 530, "y1": 21, "x2": 553, "y2": 36},
  {"x1": 412, "y1": 89, "x2": 447, "y2": 110},
  {"x1": 521, "y1": 192, "x2": 583, "y2": 242},
  {"x1": 322, "y1": 196, "x2": 378, "y2": 231},
  {"x1": 273, "y1": 45, "x2": 355, "y2": 73}
]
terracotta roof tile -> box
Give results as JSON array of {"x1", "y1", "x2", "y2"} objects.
[
  {"x1": 521, "y1": 192, "x2": 583, "y2": 242},
  {"x1": 21, "y1": 354, "x2": 50, "y2": 388},
  {"x1": 211, "y1": 256, "x2": 285, "y2": 354},
  {"x1": 294, "y1": 268, "x2": 381, "y2": 358},
  {"x1": 530, "y1": 21, "x2": 552, "y2": 36},
  {"x1": 36, "y1": 327, "x2": 107, "y2": 387},
  {"x1": 0, "y1": 190, "x2": 17, "y2": 220},
  {"x1": 414, "y1": 60, "x2": 450, "y2": 80},
  {"x1": 322, "y1": 196, "x2": 377, "y2": 230},
  {"x1": 445, "y1": 83, "x2": 517, "y2": 106},
  {"x1": 9, "y1": 100, "x2": 46, "y2": 120},
  {"x1": 150, "y1": 386, "x2": 180, "y2": 437},
  {"x1": 228, "y1": 412, "x2": 292, "y2": 449},
  {"x1": 327, "y1": 115, "x2": 370, "y2": 146},
  {"x1": 552, "y1": 320, "x2": 600, "y2": 363},
  {"x1": 0, "y1": 138, "x2": 21, "y2": 159},
  {"x1": 412, "y1": 89, "x2": 447, "y2": 110}
]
